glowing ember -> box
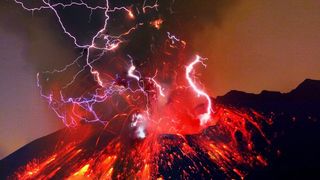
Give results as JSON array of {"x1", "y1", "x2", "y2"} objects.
[
  {"x1": 150, "y1": 18, "x2": 164, "y2": 29},
  {"x1": 12, "y1": 0, "x2": 272, "y2": 179}
]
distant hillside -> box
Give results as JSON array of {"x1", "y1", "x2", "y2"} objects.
[{"x1": 216, "y1": 79, "x2": 320, "y2": 115}]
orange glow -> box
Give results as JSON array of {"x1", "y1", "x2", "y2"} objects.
[
  {"x1": 128, "y1": 10, "x2": 134, "y2": 19},
  {"x1": 150, "y1": 19, "x2": 163, "y2": 29},
  {"x1": 73, "y1": 164, "x2": 90, "y2": 176}
]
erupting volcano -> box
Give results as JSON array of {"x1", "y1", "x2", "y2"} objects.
[{"x1": 4, "y1": 0, "x2": 272, "y2": 179}]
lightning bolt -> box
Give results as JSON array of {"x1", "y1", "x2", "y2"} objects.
[{"x1": 186, "y1": 55, "x2": 212, "y2": 125}]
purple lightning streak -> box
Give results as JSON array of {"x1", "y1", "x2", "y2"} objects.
[{"x1": 167, "y1": 32, "x2": 181, "y2": 44}]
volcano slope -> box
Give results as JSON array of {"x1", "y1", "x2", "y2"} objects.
[{"x1": 1, "y1": 79, "x2": 320, "y2": 179}]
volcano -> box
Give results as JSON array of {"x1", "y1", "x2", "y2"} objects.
[
  {"x1": 0, "y1": 103, "x2": 270, "y2": 179},
  {"x1": 6, "y1": 0, "x2": 320, "y2": 179},
  {"x1": 1, "y1": 79, "x2": 320, "y2": 179}
]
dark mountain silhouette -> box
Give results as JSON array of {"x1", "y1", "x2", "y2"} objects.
[
  {"x1": 217, "y1": 79, "x2": 320, "y2": 179},
  {"x1": 217, "y1": 79, "x2": 320, "y2": 115},
  {"x1": 1, "y1": 79, "x2": 320, "y2": 179}
]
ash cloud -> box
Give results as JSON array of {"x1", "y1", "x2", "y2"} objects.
[
  {"x1": 161, "y1": 0, "x2": 239, "y2": 43},
  {"x1": 0, "y1": 0, "x2": 238, "y2": 158},
  {"x1": 0, "y1": 0, "x2": 238, "y2": 71}
]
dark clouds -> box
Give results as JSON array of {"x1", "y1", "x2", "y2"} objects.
[
  {"x1": 0, "y1": 0, "x2": 238, "y2": 70},
  {"x1": 0, "y1": 0, "x2": 79, "y2": 71},
  {"x1": 0, "y1": 0, "x2": 237, "y2": 70},
  {"x1": 161, "y1": 0, "x2": 238, "y2": 40}
]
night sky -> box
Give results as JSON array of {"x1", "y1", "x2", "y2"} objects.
[{"x1": 0, "y1": 0, "x2": 320, "y2": 159}]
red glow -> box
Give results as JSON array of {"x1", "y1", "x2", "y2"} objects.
[{"x1": 12, "y1": 104, "x2": 270, "y2": 179}]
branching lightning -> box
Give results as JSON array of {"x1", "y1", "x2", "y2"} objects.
[
  {"x1": 16, "y1": 0, "x2": 167, "y2": 128},
  {"x1": 15, "y1": 0, "x2": 212, "y2": 128}
]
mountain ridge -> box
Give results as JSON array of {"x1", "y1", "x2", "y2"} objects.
[{"x1": 216, "y1": 79, "x2": 320, "y2": 115}]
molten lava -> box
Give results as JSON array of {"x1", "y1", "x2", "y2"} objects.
[{"x1": 12, "y1": 105, "x2": 270, "y2": 179}]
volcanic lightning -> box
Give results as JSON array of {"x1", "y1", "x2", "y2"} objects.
[
  {"x1": 12, "y1": 0, "x2": 272, "y2": 179},
  {"x1": 186, "y1": 55, "x2": 212, "y2": 125}
]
